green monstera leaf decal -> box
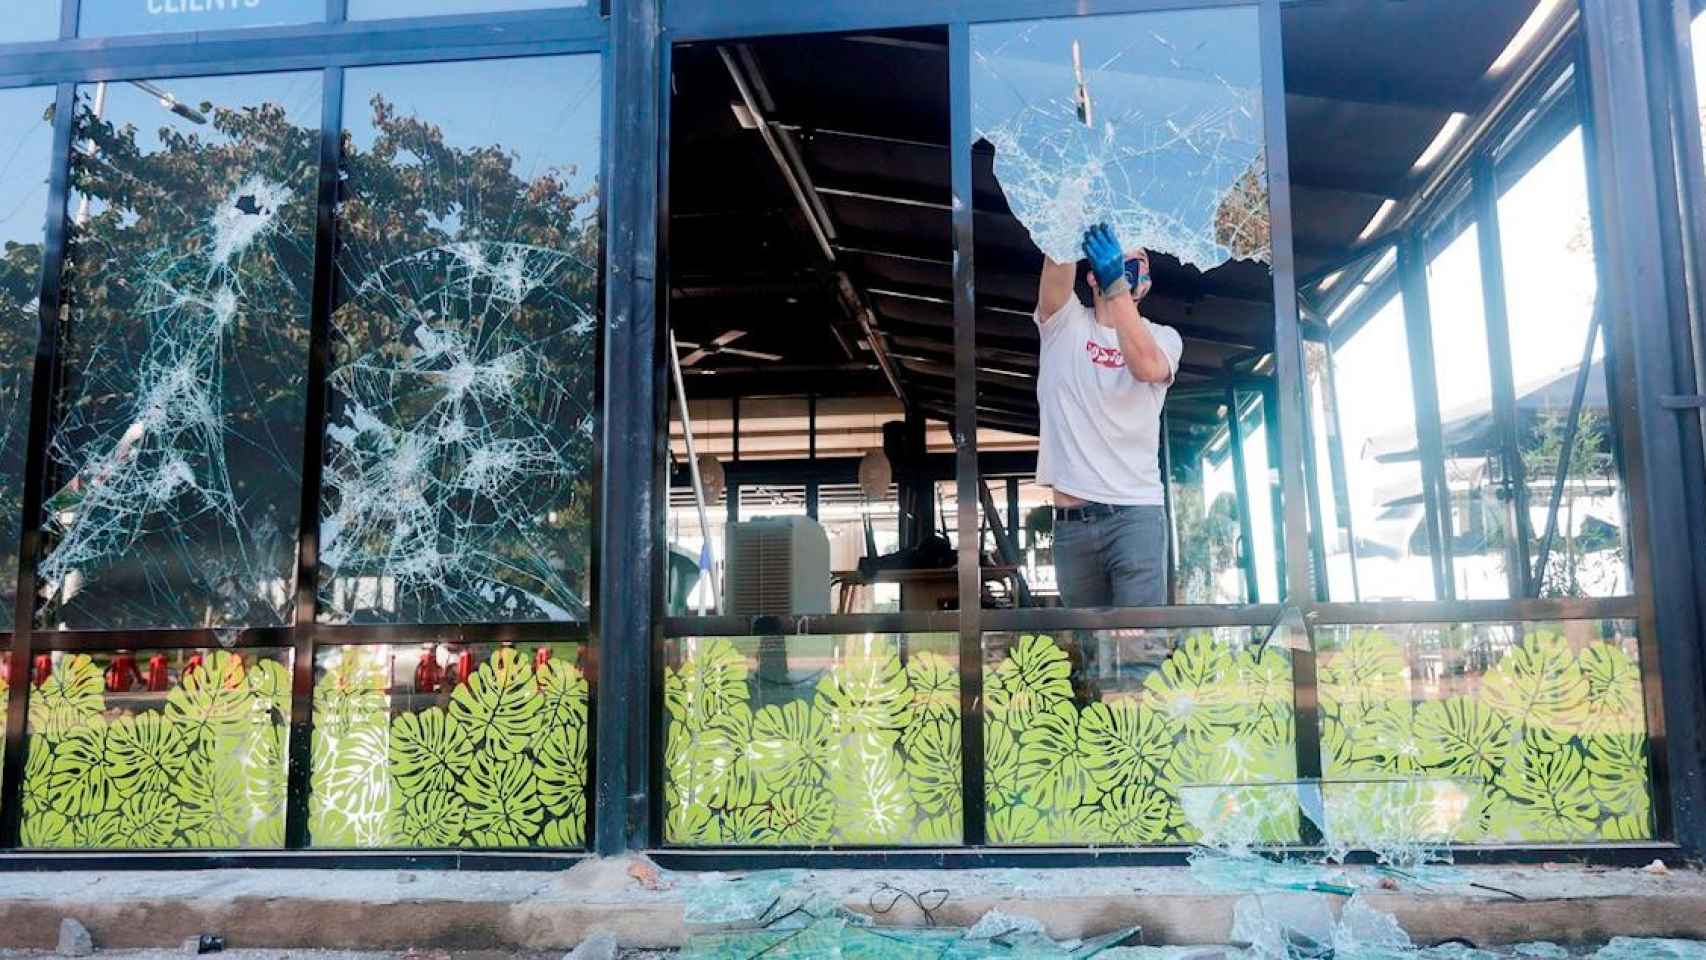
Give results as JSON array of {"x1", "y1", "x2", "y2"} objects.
[
  {"x1": 751, "y1": 700, "x2": 832, "y2": 793},
  {"x1": 903, "y1": 717, "x2": 961, "y2": 817},
  {"x1": 1577, "y1": 643, "x2": 1643, "y2": 737},
  {"x1": 1078, "y1": 698, "x2": 1175, "y2": 795},
  {"x1": 174, "y1": 750, "x2": 248, "y2": 848},
  {"x1": 48, "y1": 718, "x2": 114, "y2": 817},
  {"x1": 390, "y1": 790, "x2": 467, "y2": 848},
  {"x1": 832, "y1": 732, "x2": 913, "y2": 844},
  {"x1": 1484, "y1": 631, "x2": 1587, "y2": 735},
  {"x1": 390, "y1": 707, "x2": 475, "y2": 796},
  {"x1": 535, "y1": 723, "x2": 588, "y2": 819},
  {"x1": 1318, "y1": 629, "x2": 1409, "y2": 723},
  {"x1": 105, "y1": 712, "x2": 191, "y2": 798},
  {"x1": 816, "y1": 637, "x2": 913, "y2": 735},
  {"x1": 1495, "y1": 741, "x2": 1601, "y2": 841},
  {"x1": 666, "y1": 638, "x2": 749, "y2": 731},
  {"x1": 451, "y1": 648, "x2": 544, "y2": 759},
  {"x1": 987, "y1": 633, "x2": 1072, "y2": 727},
  {"x1": 1583, "y1": 732, "x2": 1650, "y2": 824},
  {"x1": 1415, "y1": 696, "x2": 1511, "y2": 782},
  {"x1": 29, "y1": 654, "x2": 104, "y2": 739},
  {"x1": 458, "y1": 749, "x2": 544, "y2": 847},
  {"x1": 1095, "y1": 784, "x2": 1176, "y2": 845},
  {"x1": 166, "y1": 651, "x2": 253, "y2": 750},
  {"x1": 907, "y1": 650, "x2": 959, "y2": 724},
  {"x1": 1017, "y1": 701, "x2": 1088, "y2": 812},
  {"x1": 1144, "y1": 633, "x2": 1244, "y2": 742}
]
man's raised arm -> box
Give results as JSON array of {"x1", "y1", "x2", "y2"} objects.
[{"x1": 1037, "y1": 255, "x2": 1076, "y2": 325}]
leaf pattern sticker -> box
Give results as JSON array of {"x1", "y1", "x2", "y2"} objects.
[
  {"x1": 664, "y1": 634, "x2": 960, "y2": 847},
  {"x1": 308, "y1": 644, "x2": 589, "y2": 849},
  {"x1": 1319, "y1": 627, "x2": 1653, "y2": 845},
  {"x1": 19, "y1": 651, "x2": 291, "y2": 849}
]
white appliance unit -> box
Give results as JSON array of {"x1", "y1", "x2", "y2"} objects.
[{"x1": 724, "y1": 516, "x2": 831, "y2": 617}]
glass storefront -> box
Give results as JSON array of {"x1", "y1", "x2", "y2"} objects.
[{"x1": 0, "y1": 0, "x2": 1700, "y2": 864}]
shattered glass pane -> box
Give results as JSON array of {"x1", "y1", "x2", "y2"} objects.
[
  {"x1": 42, "y1": 73, "x2": 321, "y2": 629},
  {"x1": 971, "y1": 7, "x2": 1269, "y2": 270},
  {"x1": 0, "y1": 85, "x2": 57, "y2": 629},
  {"x1": 78, "y1": 0, "x2": 321, "y2": 39},
  {"x1": 320, "y1": 55, "x2": 601, "y2": 624}
]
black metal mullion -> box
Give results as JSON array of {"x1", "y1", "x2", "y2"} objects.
[
  {"x1": 1, "y1": 81, "x2": 75, "y2": 851},
  {"x1": 59, "y1": 0, "x2": 80, "y2": 39},
  {"x1": 1224, "y1": 385, "x2": 1259, "y2": 604},
  {"x1": 1471, "y1": 156, "x2": 1534, "y2": 599},
  {"x1": 948, "y1": 19, "x2": 985, "y2": 850},
  {"x1": 595, "y1": 0, "x2": 660, "y2": 857},
  {"x1": 282, "y1": 65, "x2": 343, "y2": 853},
  {"x1": 1397, "y1": 232, "x2": 1456, "y2": 601}
]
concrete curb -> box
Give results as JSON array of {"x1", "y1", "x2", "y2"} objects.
[{"x1": 0, "y1": 865, "x2": 1700, "y2": 951}]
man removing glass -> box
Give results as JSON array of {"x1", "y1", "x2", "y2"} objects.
[{"x1": 1034, "y1": 222, "x2": 1182, "y2": 607}]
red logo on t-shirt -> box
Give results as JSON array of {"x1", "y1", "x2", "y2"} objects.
[{"x1": 1085, "y1": 340, "x2": 1124, "y2": 369}]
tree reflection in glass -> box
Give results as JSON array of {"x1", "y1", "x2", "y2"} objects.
[
  {"x1": 319, "y1": 56, "x2": 601, "y2": 625},
  {"x1": 42, "y1": 73, "x2": 320, "y2": 629},
  {"x1": 0, "y1": 86, "x2": 56, "y2": 628}
]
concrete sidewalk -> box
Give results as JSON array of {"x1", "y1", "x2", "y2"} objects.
[{"x1": 0, "y1": 860, "x2": 1702, "y2": 952}]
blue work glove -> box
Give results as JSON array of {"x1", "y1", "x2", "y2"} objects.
[{"x1": 1082, "y1": 222, "x2": 1129, "y2": 298}]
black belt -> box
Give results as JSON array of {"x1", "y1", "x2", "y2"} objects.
[{"x1": 1053, "y1": 503, "x2": 1139, "y2": 522}]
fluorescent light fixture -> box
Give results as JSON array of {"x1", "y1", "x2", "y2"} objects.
[
  {"x1": 1489, "y1": 0, "x2": 1566, "y2": 75},
  {"x1": 1318, "y1": 270, "x2": 1344, "y2": 292},
  {"x1": 1411, "y1": 113, "x2": 1470, "y2": 172},
  {"x1": 1357, "y1": 199, "x2": 1398, "y2": 242}
]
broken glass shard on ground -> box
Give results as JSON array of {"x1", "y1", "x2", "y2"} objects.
[
  {"x1": 41, "y1": 73, "x2": 321, "y2": 628},
  {"x1": 971, "y1": 7, "x2": 1270, "y2": 270},
  {"x1": 319, "y1": 56, "x2": 601, "y2": 624}
]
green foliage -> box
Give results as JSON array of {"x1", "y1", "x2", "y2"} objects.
[
  {"x1": 663, "y1": 634, "x2": 961, "y2": 847},
  {"x1": 985, "y1": 632, "x2": 1297, "y2": 846},
  {"x1": 1318, "y1": 628, "x2": 1653, "y2": 845},
  {"x1": 20, "y1": 652, "x2": 289, "y2": 849},
  {"x1": 308, "y1": 645, "x2": 590, "y2": 849}
]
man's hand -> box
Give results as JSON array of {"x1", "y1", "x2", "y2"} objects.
[{"x1": 1083, "y1": 223, "x2": 1129, "y2": 299}]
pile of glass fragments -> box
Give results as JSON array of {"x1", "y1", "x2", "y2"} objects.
[{"x1": 674, "y1": 780, "x2": 1706, "y2": 959}]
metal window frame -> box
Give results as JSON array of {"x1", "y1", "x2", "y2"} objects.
[
  {"x1": 0, "y1": 0, "x2": 1700, "y2": 868},
  {"x1": 0, "y1": 10, "x2": 613, "y2": 859}
]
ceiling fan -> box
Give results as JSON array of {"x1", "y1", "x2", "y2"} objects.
[{"x1": 675, "y1": 329, "x2": 783, "y2": 367}]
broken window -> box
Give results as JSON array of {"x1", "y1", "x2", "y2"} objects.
[
  {"x1": 0, "y1": 85, "x2": 56, "y2": 629},
  {"x1": 41, "y1": 72, "x2": 321, "y2": 629},
  {"x1": 78, "y1": 0, "x2": 322, "y2": 38},
  {"x1": 319, "y1": 55, "x2": 601, "y2": 625},
  {"x1": 969, "y1": 8, "x2": 1275, "y2": 611},
  {"x1": 971, "y1": 8, "x2": 1269, "y2": 271}
]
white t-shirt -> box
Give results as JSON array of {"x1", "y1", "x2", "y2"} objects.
[{"x1": 1034, "y1": 299, "x2": 1183, "y2": 506}]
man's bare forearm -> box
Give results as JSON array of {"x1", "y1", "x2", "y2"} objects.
[
  {"x1": 1037, "y1": 256, "x2": 1076, "y2": 322},
  {"x1": 1103, "y1": 295, "x2": 1171, "y2": 383}
]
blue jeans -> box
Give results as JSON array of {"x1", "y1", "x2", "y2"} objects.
[{"x1": 1052, "y1": 503, "x2": 1167, "y2": 607}]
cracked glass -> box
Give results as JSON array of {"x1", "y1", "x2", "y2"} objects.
[
  {"x1": 0, "y1": 86, "x2": 57, "y2": 629},
  {"x1": 79, "y1": 0, "x2": 321, "y2": 38},
  {"x1": 319, "y1": 55, "x2": 601, "y2": 625},
  {"x1": 971, "y1": 7, "x2": 1269, "y2": 271},
  {"x1": 42, "y1": 72, "x2": 321, "y2": 630}
]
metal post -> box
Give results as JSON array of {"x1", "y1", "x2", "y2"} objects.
[
  {"x1": 1160, "y1": 412, "x2": 1178, "y2": 605},
  {"x1": 1294, "y1": 350, "x2": 1331, "y2": 601},
  {"x1": 282, "y1": 67, "x2": 344, "y2": 851},
  {"x1": 1397, "y1": 232, "x2": 1456, "y2": 600},
  {"x1": 1581, "y1": 0, "x2": 1706, "y2": 856},
  {"x1": 949, "y1": 19, "x2": 986, "y2": 848},
  {"x1": 0, "y1": 82, "x2": 74, "y2": 850},
  {"x1": 1321, "y1": 341, "x2": 1362, "y2": 601},
  {"x1": 1225, "y1": 386, "x2": 1260, "y2": 604},
  {"x1": 595, "y1": 0, "x2": 662, "y2": 857},
  {"x1": 1472, "y1": 156, "x2": 1535, "y2": 598},
  {"x1": 1530, "y1": 301, "x2": 1603, "y2": 592},
  {"x1": 1262, "y1": 383, "x2": 1288, "y2": 599}
]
